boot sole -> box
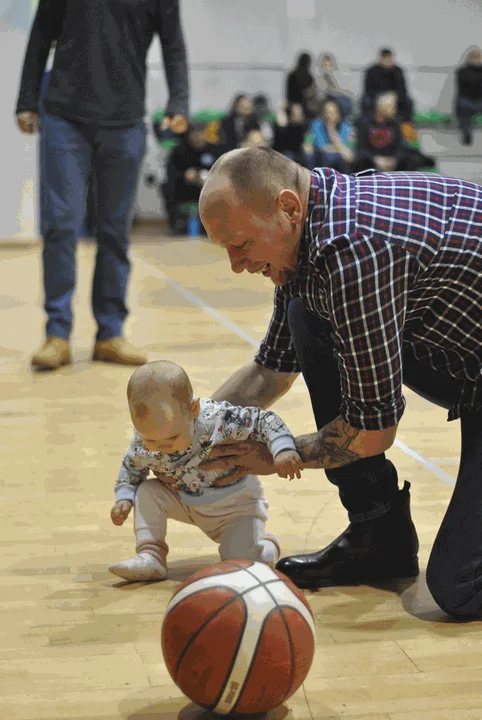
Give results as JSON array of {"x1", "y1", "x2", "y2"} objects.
[
  {"x1": 92, "y1": 353, "x2": 146, "y2": 366},
  {"x1": 285, "y1": 559, "x2": 420, "y2": 590},
  {"x1": 31, "y1": 358, "x2": 72, "y2": 371}
]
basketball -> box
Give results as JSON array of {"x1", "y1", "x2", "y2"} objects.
[{"x1": 161, "y1": 559, "x2": 316, "y2": 716}]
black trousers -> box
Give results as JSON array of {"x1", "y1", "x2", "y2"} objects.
[{"x1": 288, "y1": 297, "x2": 482, "y2": 617}]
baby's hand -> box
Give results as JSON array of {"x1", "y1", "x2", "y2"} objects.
[
  {"x1": 111, "y1": 500, "x2": 133, "y2": 526},
  {"x1": 274, "y1": 450, "x2": 303, "y2": 480}
]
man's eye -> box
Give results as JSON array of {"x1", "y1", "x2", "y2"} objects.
[{"x1": 232, "y1": 239, "x2": 250, "y2": 250}]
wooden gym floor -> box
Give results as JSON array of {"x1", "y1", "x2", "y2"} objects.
[{"x1": 1, "y1": 231, "x2": 481, "y2": 720}]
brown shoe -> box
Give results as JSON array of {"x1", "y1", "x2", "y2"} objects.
[
  {"x1": 31, "y1": 338, "x2": 72, "y2": 370},
  {"x1": 92, "y1": 337, "x2": 147, "y2": 366}
]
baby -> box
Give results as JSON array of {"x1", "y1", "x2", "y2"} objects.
[{"x1": 109, "y1": 360, "x2": 303, "y2": 582}]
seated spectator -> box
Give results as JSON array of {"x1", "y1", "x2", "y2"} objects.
[
  {"x1": 253, "y1": 93, "x2": 275, "y2": 146},
  {"x1": 161, "y1": 122, "x2": 221, "y2": 235},
  {"x1": 455, "y1": 48, "x2": 482, "y2": 145},
  {"x1": 286, "y1": 52, "x2": 320, "y2": 119},
  {"x1": 219, "y1": 94, "x2": 260, "y2": 151},
  {"x1": 273, "y1": 103, "x2": 307, "y2": 163},
  {"x1": 354, "y1": 92, "x2": 434, "y2": 173},
  {"x1": 311, "y1": 99, "x2": 354, "y2": 172},
  {"x1": 316, "y1": 53, "x2": 354, "y2": 118},
  {"x1": 272, "y1": 104, "x2": 325, "y2": 170},
  {"x1": 361, "y1": 48, "x2": 414, "y2": 122}
]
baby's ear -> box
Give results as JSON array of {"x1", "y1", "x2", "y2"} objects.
[{"x1": 192, "y1": 397, "x2": 201, "y2": 418}]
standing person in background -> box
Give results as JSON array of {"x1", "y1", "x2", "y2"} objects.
[
  {"x1": 15, "y1": 0, "x2": 189, "y2": 371},
  {"x1": 455, "y1": 48, "x2": 482, "y2": 146}
]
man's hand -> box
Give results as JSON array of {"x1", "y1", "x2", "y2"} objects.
[
  {"x1": 16, "y1": 112, "x2": 39, "y2": 135},
  {"x1": 161, "y1": 114, "x2": 188, "y2": 134},
  {"x1": 110, "y1": 500, "x2": 133, "y2": 526},
  {"x1": 199, "y1": 440, "x2": 276, "y2": 488},
  {"x1": 274, "y1": 449, "x2": 303, "y2": 480}
]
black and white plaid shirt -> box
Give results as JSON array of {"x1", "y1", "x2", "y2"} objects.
[{"x1": 255, "y1": 168, "x2": 482, "y2": 430}]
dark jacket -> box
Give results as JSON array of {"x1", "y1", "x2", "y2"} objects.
[
  {"x1": 456, "y1": 64, "x2": 482, "y2": 102},
  {"x1": 286, "y1": 68, "x2": 314, "y2": 105},
  {"x1": 219, "y1": 114, "x2": 260, "y2": 152},
  {"x1": 16, "y1": 0, "x2": 189, "y2": 125},
  {"x1": 272, "y1": 122, "x2": 306, "y2": 155},
  {"x1": 163, "y1": 142, "x2": 221, "y2": 204},
  {"x1": 363, "y1": 63, "x2": 408, "y2": 101}
]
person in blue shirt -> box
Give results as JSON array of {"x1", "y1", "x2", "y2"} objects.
[{"x1": 311, "y1": 100, "x2": 354, "y2": 173}]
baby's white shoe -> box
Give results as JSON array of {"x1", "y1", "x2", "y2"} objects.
[{"x1": 108, "y1": 552, "x2": 167, "y2": 582}]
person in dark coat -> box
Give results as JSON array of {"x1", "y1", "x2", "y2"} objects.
[
  {"x1": 161, "y1": 122, "x2": 221, "y2": 235},
  {"x1": 285, "y1": 52, "x2": 320, "y2": 119},
  {"x1": 455, "y1": 48, "x2": 482, "y2": 145},
  {"x1": 16, "y1": 0, "x2": 189, "y2": 370},
  {"x1": 361, "y1": 48, "x2": 413, "y2": 122}
]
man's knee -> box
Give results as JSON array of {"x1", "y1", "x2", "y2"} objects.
[{"x1": 426, "y1": 557, "x2": 482, "y2": 619}]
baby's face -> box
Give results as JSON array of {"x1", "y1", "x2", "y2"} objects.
[{"x1": 132, "y1": 403, "x2": 194, "y2": 454}]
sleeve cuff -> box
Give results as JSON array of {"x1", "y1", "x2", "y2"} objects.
[
  {"x1": 341, "y1": 396, "x2": 406, "y2": 431},
  {"x1": 115, "y1": 487, "x2": 136, "y2": 503},
  {"x1": 270, "y1": 434, "x2": 297, "y2": 458}
]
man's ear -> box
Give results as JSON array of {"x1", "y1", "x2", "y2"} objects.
[
  {"x1": 192, "y1": 397, "x2": 201, "y2": 418},
  {"x1": 278, "y1": 189, "x2": 303, "y2": 229}
]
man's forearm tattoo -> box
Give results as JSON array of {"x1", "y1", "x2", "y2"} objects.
[{"x1": 295, "y1": 416, "x2": 363, "y2": 469}]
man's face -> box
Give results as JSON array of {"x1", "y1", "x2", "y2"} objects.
[
  {"x1": 236, "y1": 97, "x2": 254, "y2": 117},
  {"x1": 380, "y1": 54, "x2": 394, "y2": 69},
  {"x1": 200, "y1": 181, "x2": 303, "y2": 286},
  {"x1": 188, "y1": 128, "x2": 206, "y2": 150}
]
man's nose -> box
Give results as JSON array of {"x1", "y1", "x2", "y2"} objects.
[{"x1": 228, "y1": 248, "x2": 247, "y2": 274}]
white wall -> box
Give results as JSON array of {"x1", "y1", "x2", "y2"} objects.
[
  {"x1": 153, "y1": 0, "x2": 482, "y2": 113},
  {"x1": 3, "y1": 0, "x2": 482, "y2": 235},
  {"x1": 0, "y1": 12, "x2": 38, "y2": 241}
]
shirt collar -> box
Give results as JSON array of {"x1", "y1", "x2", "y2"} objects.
[{"x1": 299, "y1": 169, "x2": 330, "y2": 258}]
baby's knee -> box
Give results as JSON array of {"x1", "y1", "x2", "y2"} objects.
[
  {"x1": 218, "y1": 534, "x2": 279, "y2": 567},
  {"x1": 218, "y1": 537, "x2": 261, "y2": 562}
]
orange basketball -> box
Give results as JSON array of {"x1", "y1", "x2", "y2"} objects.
[{"x1": 161, "y1": 559, "x2": 315, "y2": 716}]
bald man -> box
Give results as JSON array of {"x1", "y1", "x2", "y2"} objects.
[{"x1": 198, "y1": 146, "x2": 482, "y2": 619}]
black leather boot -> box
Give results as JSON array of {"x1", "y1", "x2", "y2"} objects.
[{"x1": 276, "y1": 481, "x2": 419, "y2": 589}]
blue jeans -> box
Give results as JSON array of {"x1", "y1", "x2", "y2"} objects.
[
  {"x1": 456, "y1": 96, "x2": 482, "y2": 133},
  {"x1": 39, "y1": 112, "x2": 147, "y2": 341}
]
